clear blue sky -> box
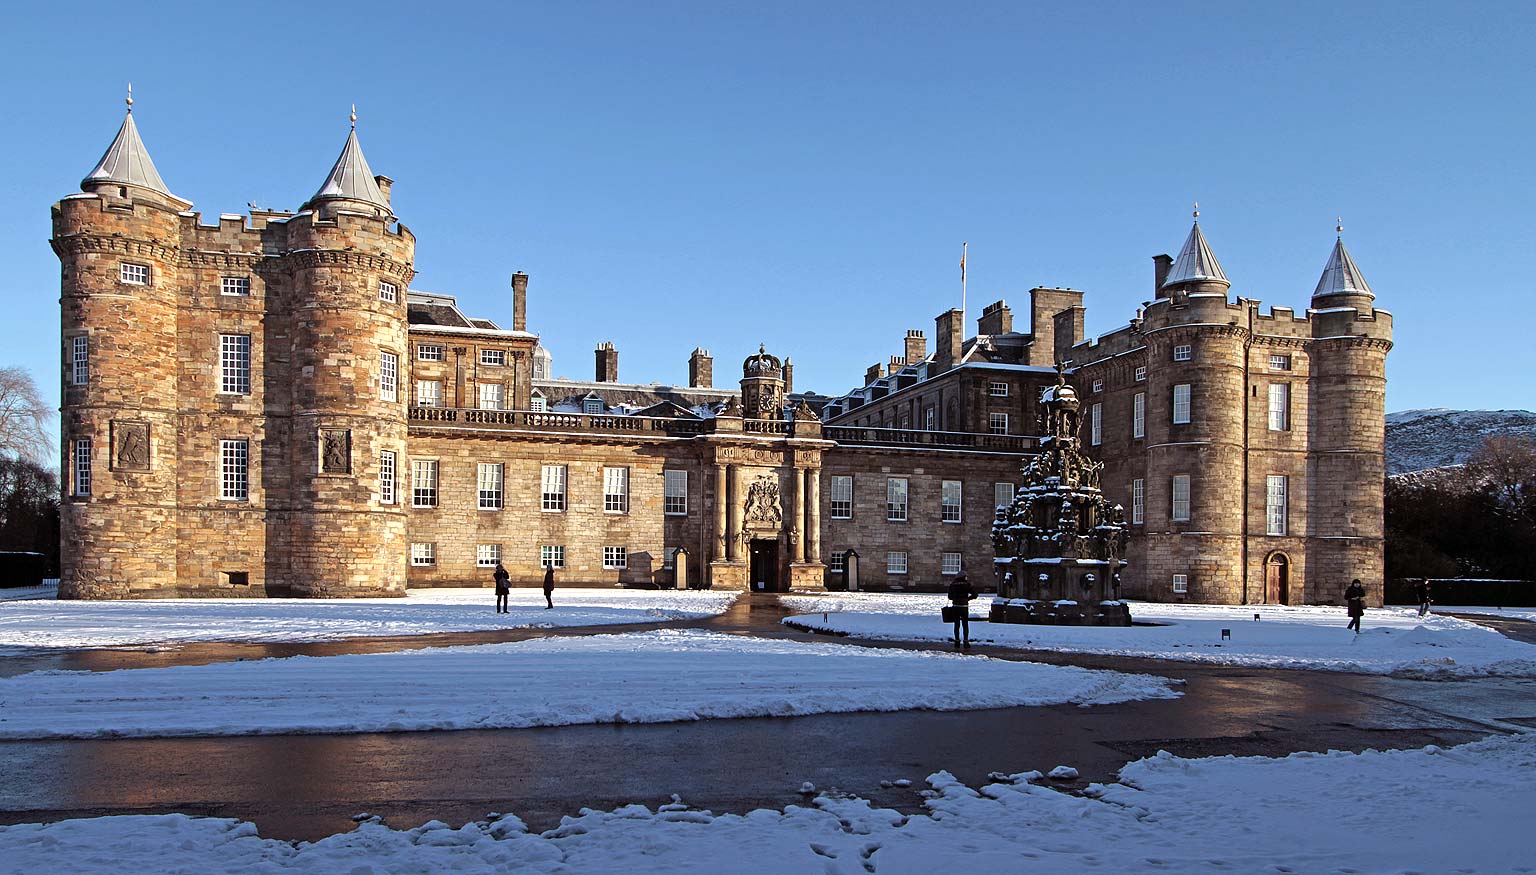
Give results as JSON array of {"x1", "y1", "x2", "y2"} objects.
[{"x1": 3, "y1": 0, "x2": 1532, "y2": 423}]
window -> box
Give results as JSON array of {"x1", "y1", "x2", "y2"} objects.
[
  {"x1": 583, "y1": 397, "x2": 604, "y2": 415},
  {"x1": 1135, "y1": 366, "x2": 1147, "y2": 382},
  {"x1": 603, "y1": 546, "x2": 628, "y2": 569},
  {"x1": 378, "y1": 280, "x2": 398, "y2": 303},
  {"x1": 887, "y1": 551, "x2": 908, "y2": 574},
  {"x1": 417, "y1": 344, "x2": 444, "y2": 362},
  {"x1": 994, "y1": 482, "x2": 1014, "y2": 508},
  {"x1": 989, "y1": 412, "x2": 1008, "y2": 434},
  {"x1": 479, "y1": 382, "x2": 504, "y2": 410},
  {"x1": 1091, "y1": 379, "x2": 1104, "y2": 394},
  {"x1": 1171, "y1": 474, "x2": 1191, "y2": 522},
  {"x1": 380, "y1": 352, "x2": 399, "y2": 402},
  {"x1": 830, "y1": 475, "x2": 853, "y2": 519},
  {"x1": 664, "y1": 469, "x2": 688, "y2": 515},
  {"x1": 477, "y1": 544, "x2": 501, "y2": 567},
  {"x1": 415, "y1": 380, "x2": 443, "y2": 408},
  {"x1": 603, "y1": 466, "x2": 629, "y2": 513},
  {"x1": 410, "y1": 543, "x2": 436, "y2": 566},
  {"x1": 1132, "y1": 392, "x2": 1146, "y2": 438},
  {"x1": 379, "y1": 451, "x2": 397, "y2": 505},
  {"x1": 987, "y1": 381, "x2": 1009, "y2": 397},
  {"x1": 1266, "y1": 475, "x2": 1288, "y2": 536},
  {"x1": 541, "y1": 465, "x2": 567, "y2": 512},
  {"x1": 221, "y1": 276, "x2": 251, "y2": 296},
  {"x1": 1172, "y1": 574, "x2": 1188, "y2": 595},
  {"x1": 1132, "y1": 478, "x2": 1145, "y2": 525},
  {"x1": 1172, "y1": 384, "x2": 1191, "y2": 424},
  {"x1": 1269, "y1": 354, "x2": 1292, "y2": 371},
  {"x1": 540, "y1": 545, "x2": 566, "y2": 569},
  {"x1": 941, "y1": 552, "x2": 963, "y2": 575},
  {"x1": 886, "y1": 477, "x2": 908, "y2": 522},
  {"x1": 71, "y1": 335, "x2": 89, "y2": 386},
  {"x1": 1173, "y1": 344, "x2": 1192, "y2": 362},
  {"x1": 478, "y1": 462, "x2": 504, "y2": 510},
  {"x1": 941, "y1": 480, "x2": 962, "y2": 523},
  {"x1": 412, "y1": 459, "x2": 438, "y2": 507},
  {"x1": 1090, "y1": 403, "x2": 1102, "y2": 446},
  {"x1": 829, "y1": 551, "x2": 845, "y2": 573},
  {"x1": 530, "y1": 395, "x2": 547, "y2": 412},
  {"x1": 120, "y1": 262, "x2": 150, "y2": 285},
  {"x1": 663, "y1": 548, "x2": 676, "y2": 570},
  {"x1": 480, "y1": 349, "x2": 506, "y2": 366},
  {"x1": 73, "y1": 437, "x2": 92, "y2": 497},
  {"x1": 925, "y1": 407, "x2": 936, "y2": 431},
  {"x1": 219, "y1": 334, "x2": 252, "y2": 395},
  {"x1": 1268, "y1": 383, "x2": 1290, "y2": 431},
  {"x1": 220, "y1": 439, "x2": 248, "y2": 501}
]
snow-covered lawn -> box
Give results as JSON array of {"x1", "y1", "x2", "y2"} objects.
[
  {"x1": 1435, "y1": 605, "x2": 1536, "y2": 622},
  {"x1": 3, "y1": 733, "x2": 1531, "y2": 873},
  {"x1": 0, "y1": 588, "x2": 736, "y2": 652},
  {"x1": 0, "y1": 629, "x2": 1177, "y2": 739},
  {"x1": 0, "y1": 585, "x2": 55, "y2": 602},
  {"x1": 780, "y1": 594, "x2": 1536, "y2": 678}
]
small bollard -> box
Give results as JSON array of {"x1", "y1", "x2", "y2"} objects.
[
  {"x1": 1220, "y1": 628, "x2": 1231, "y2": 640},
  {"x1": 1254, "y1": 613, "x2": 1261, "y2": 622}
]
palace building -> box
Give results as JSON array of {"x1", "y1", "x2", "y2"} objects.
[{"x1": 52, "y1": 101, "x2": 1392, "y2": 604}]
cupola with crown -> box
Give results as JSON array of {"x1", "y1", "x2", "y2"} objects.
[
  {"x1": 1157, "y1": 203, "x2": 1229, "y2": 298},
  {"x1": 80, "y1": 85, "x2": 192, "y2": 210},
  {"x1": 740, "y1": 345, "x2": 786, "y2": 420},
  {"x1": 1311, "y1": 218, "x2": 1375, "y2": 312},
  {"x1": 302, "y1": 106, "x2": 394, "y2": 220}
]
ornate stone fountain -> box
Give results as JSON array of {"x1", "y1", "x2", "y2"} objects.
[{"x1": 990, "y1": 365, "x2": 1131, "y2": 626}]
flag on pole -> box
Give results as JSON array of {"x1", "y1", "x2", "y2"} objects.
[{"x1": 959, "y1": 243, "x2": 967, "y2": 284}]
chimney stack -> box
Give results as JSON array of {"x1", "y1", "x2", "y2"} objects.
[
  {"x1": 977, "y1": 300, "x2": 1012, "y2": 336},
  {"x1": 1152, "y1": 254, "x2": 1173, "y2": 296},
  {"x1": 595, "y1": 342, "x2": 618, "y2": 382},
  {"x1": 689, "y1": 347, "x2": 713, "y2": 388},
  {"x1": 511, "y1": 271, "x2": 529, "y2": 332},
  {"x1": 374, "y1": 175, "x2": 393, "y2": 208},
  {"x1": 903, "y1": 329, "x2": 927, "y2": 365},
  {"x1": 1053, "y1": 306, "x2": 1086, "y2": 365},
  {"x1": 933, "y1": 309, "x2": 963, "y2": 375},
  {"x1": 865, "y1": 362, "x2": 884, "y2": 385},
  {"x1": 783, "y1": 357, "x2": 794, "y2": 396}
]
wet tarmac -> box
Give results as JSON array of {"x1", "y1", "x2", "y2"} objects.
[{"x1": 1, "y1": 595, "x2": 1532, "y2": 841}]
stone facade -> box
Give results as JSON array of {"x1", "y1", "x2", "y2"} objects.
[{"x1": 53, "y1": 109, "x2": 1391, "y2": 604}]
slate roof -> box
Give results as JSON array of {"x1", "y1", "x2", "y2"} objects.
[
  {"x1": 1162, "y1": 222, "x2": 1229, "y2": 288},
  {"x1": 1313, "y1": 237, "x2": 1374, "y2": 299},
  {"x1": 83, "y1": 108, "x2": 187, "y2": 205},
  {"x1": 308, "y1": 125, "x2": 388, "y2": 211}
]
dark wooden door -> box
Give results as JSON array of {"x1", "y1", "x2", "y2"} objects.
[
  {"x1": 1266, "y1": 555, "x2": 1290, "y2": 605},
  {"x1": 749, "y1": 540, "x2": 779, "y2": 592}
]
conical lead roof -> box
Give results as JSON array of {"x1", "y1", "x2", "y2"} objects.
[
  {"x1": 83, "y1": 102, "x2": 185, "y2": 204},
  {"x1": 1161, "y1": 221, "x2": 1229, "y2": 289},
  {"x1": 1313, "y1": 236, "x2": 1373, "y2": 299},
  {"x1": 307, "y1": 117, "x2": 388, "y2": 212}
]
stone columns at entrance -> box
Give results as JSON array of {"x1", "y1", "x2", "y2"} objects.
[
  {"x1": 713, "y1": 464, "x2": 727, "y2": 561},
  {"x1": 726, "y1": 464, "x2": 742, "y2": 561},
  {"x1": 806, "y1": 468, "x2": 821, "y2": 562},
  {"x1": 793, "y1": 468, "x2": 807, "y2": 563}
]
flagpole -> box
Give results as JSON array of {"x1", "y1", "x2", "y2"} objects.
[{"x1": 960, "y1": 241, "x2": 968, "y2": 328}]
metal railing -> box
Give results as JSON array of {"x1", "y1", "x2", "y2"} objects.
[{"x1": 822, "y1": 425, "x2": 1036, "y2": 453}]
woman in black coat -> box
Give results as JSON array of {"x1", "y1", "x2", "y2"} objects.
[
  {"x1": 493, "y1": 562, "x2": 510, "y2": 614},
  {"x1": 1344, "y1": 578, "x2": 1366, "y2": 633},
  {"x1": 543, "y1": 564, "x2": 556, "y2": 609}
]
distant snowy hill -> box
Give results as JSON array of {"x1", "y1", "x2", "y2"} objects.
[{"x1": 1385, "y1": 409, "x2": 1536, "y2": 475}]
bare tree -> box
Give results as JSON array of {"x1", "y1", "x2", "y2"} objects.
[
  {"x1": 1467, "y1": 434, "x2": 1536, "y2": 522},
  {"x1": 0, "y1": 366, "x2": 53, "y2": 465}
]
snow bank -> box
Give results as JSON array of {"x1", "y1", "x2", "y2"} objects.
[
  {"x1": 0, "y1": 630, "x2": 1177, "y2": 739},
  {"x1": 3, "y1": 733, "x2": 1531, "y2": 873},
  {"x1": 0, "y1": 589, "x2": 736, "y2": 651},
  {"x1": 780, "y1": 595, "x2": 1536, "y2": 677}
]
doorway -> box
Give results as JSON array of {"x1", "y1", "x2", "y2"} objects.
[
  {"x1": 1265, "y1": 552, "x2": 1290, "y2": 605},
  {"x1": 749, "y1": 539, "x2": 780, "y2": 592}
]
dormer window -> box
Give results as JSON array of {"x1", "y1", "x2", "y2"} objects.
[
  {"x1": 583, "y1": 397, "x2": 604, "y2": 415},
  {"x1": 530, "y1": 394, "x2": 547, "y2": 412},
  {"x1": 120, "y1": 263, "x2": 150, "y2": 285}
]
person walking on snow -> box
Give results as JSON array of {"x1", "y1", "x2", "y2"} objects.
[
  {"x1": 1416, "y1": 580, "x2": 1432, "y2": 618},
  {"x1": 493, "y1": 561, "x2": 510, "y2": 614},
  {"x1": 947, "y1": 573, "x2": 975, "y2": 648},
  {"x1": 1344, "y1": 578, "x2": 1366, "y2": 633},
  {"x1": 542, "y1": 563, "x2": 556, "y2": 609}
]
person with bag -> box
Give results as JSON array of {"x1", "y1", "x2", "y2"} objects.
[
  {"x1": 945, "y1": 573, "x2": 974, "y2": 648},
  {"x1": 492, "y1": 562, "x2": 510, "y2": 613},
  {"x1": 542, "y1": 563, "x2": 556, "y2": 610},
  {"x1": 1344, "y1": 578, "x2": 1366, "y2": 633}
]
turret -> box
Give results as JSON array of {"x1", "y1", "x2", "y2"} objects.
[
  {"x1": 1158, "y1": 205, "x2": 1230, "y2": 300},
  {"x1": 740, "y1": 345, "x2": 785, "y2": 420}
]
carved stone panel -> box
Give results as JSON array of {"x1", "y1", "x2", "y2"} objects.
[
  {"x1": 111, "y1": 420, "x2": 150, "y2": 472},
  {"x1": 743, "y1": 474, "x2": 783, "y2": 526},
  {"x1": 716, "y1": 446, "x2": 783, "y2": 466},
  {"x1": 321, "y1": 429, "x2": 352, "y2": 474}
]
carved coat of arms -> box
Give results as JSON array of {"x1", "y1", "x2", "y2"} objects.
[{"x1": 743, "y1": 475, "x2": 782, "y2": 525}]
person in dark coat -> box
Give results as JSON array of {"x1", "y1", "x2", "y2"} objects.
[
  {"x1": 1344, "y1": 578, "x2": 1366, "y2": 633},
  {"x1": 946, "y1": 573, "x2": 975, "y2": 648},
  {"x1": 542, "y1": 563, "x2": 556, "y2": 609},
  {"x1": 493, "y1": 562, "x2": 510, "y2": 613},
  {"x1": 1416, "y1": 580, "x2": 1432, "y2": 618}
]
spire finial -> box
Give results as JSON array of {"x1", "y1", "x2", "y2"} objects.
[
  {"x1": 1192, "y1": 200, "x2": 1200, "y2": 222},
  {"x1": 350, "y1": 103, "x2": 357, "y2": 129},
  {"x1": 1336, "y1": 216, "x2": 1344, "y2": 236},
  {"x1": 126, "y1": 83, "x2": 133, "y2": 112}
]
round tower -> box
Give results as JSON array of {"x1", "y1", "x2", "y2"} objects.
[
  {"x1": 279, "y1": 111, "x2": 414, "y2": 597},
  {"x1": 740, "y1": 345, "x2": 785, "y2": 420},
  {"x1": 1140, "y1": 213, "x2": 1248, "y2": 603},
  {"x1": 52, "y1": 92, "x2": 192, "y2": 599},
  {"x1": 1307, "y1": 227, "x2": 1393, "y2": 605}
]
